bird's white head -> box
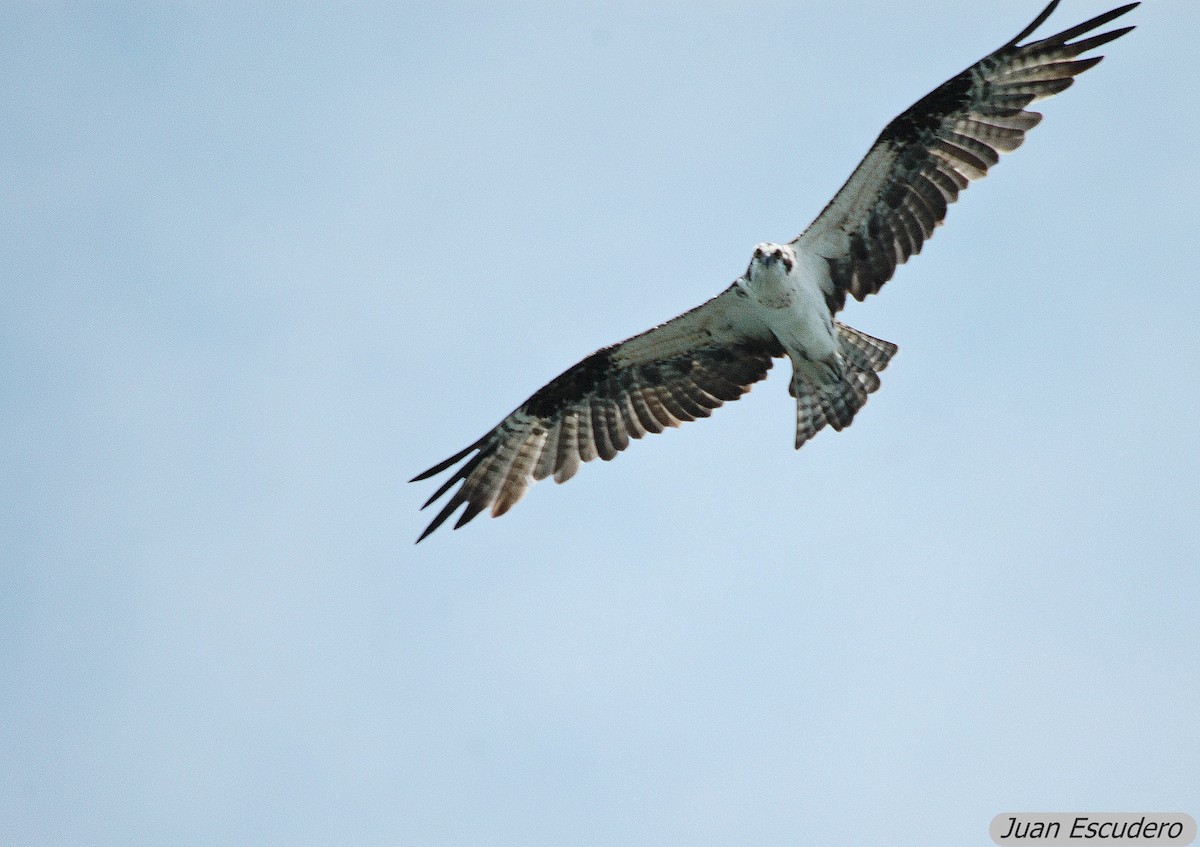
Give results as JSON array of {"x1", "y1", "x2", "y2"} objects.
[{"x1": 746, "y1": 242, "x2": 796, "y2": 281}]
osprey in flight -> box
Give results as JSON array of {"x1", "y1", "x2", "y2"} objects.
[{"x1": 412, "y1": 1, "x2": 1137, "y2": 542}]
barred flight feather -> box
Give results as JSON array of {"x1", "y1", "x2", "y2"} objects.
[
  {"x1": 796, "y1": 1, "x2": 1137, "y2": 312},
  {"x1": 411, "y1": 285, "x2": 782, "y2": 541}
]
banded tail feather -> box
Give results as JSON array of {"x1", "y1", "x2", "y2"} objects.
[{"x1": 791, "y1": 323, "x2": 899, "y2": 450}]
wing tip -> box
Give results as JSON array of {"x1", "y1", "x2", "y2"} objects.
[
  {"x1": 410, "y1": 440, "x2": 482, "y2": 483},
  {"x1": 1004, "y1": 0, "x2": 1062, "y2": 50},
  {"x1": 414, "y1": 494, "x2": 471, "y2": 543},
  {"x1": 412, "y1": 437, "x2": 494, "y2": 541},
  {"x1": 1004, "y1": 0, "x2": 1139, "y2": 52}
]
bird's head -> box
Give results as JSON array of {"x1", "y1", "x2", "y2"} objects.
[{"x1": 747, "y1": 242, "x2": 796, "y2": 279}]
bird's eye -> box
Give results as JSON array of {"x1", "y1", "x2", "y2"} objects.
[{"x1": 753, "y1": 247, "x2": 764, "y2": 259}]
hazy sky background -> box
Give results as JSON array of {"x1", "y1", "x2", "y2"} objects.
[{"x1": 3, "y1": 2, "x2": 1197, "y2": 845}]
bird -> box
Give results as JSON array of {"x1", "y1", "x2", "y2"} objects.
[{"x1": 411, "y1": 1, "x2": 1137, "y2": 543}]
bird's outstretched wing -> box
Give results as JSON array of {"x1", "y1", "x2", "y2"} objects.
[
  {"x1": 411, "y1": 286, "x2": 783, "y2": 542},
  {"x1": 794, "y1": 1, "x2": 1137, "y2": 313}
]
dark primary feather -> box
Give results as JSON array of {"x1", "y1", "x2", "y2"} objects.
[
  {"x1": 411, "y1": 286, "x2": 782, "y2": 542},
  {"x1": 794, "y1": 1, "x2": 1138, "y2": 312}
]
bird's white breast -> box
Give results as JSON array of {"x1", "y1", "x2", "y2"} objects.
[{"x1": 745, "y1": 248, "x2": 838, "y2": 363}]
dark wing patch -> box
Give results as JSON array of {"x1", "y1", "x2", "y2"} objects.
[
  {"x1": 794, "y1": 1, "x2": 1138, "y2": 312},
  {"x1": 411, "y1": 285, "x2": 782, "y2": 542}
]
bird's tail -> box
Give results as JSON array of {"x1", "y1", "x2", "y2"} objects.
[{"x1": 790, "y1": 321, "x2": 898, "y2": 449}]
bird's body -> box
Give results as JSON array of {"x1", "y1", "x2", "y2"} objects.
[
  {"x1": 739, "y1": 242, "x2": 893, "y2": 448},
  {"x1": 742, "y1": 244, "x2": 834, "y2": 361},
  {"x1": 411, "y1": 1, "x2": 1138, "y2": 542}
]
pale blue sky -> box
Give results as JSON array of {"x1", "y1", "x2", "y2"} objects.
[{"x1": 3, "y1": 2, "x2": 1197, "y2": 845}]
